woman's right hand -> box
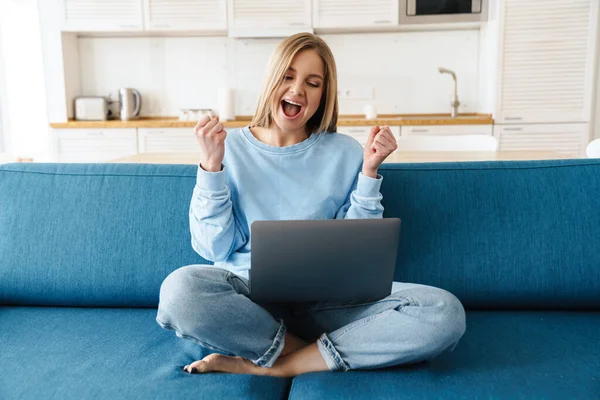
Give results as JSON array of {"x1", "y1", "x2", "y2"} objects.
[{"x1": 194, "y1": 115, "x2": 227, "y2": 172}]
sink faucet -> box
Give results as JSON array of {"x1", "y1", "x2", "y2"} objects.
[{"x1": 438, "y1": 67, "x2": 460, "y2": 118}]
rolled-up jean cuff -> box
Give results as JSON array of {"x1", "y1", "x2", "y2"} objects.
[
  {"x1": 253, "y1": 319, "x2": 287, "y2": 368},
  {"x1": 317, "y1": 333, "x2": 350, "y2": 372}
]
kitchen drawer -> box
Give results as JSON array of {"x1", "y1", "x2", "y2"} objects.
[
  {"x1": 494, "y1": 123, "x2": 589, "y2": 158},
  {"x1": 52, "y1": 129, "x2": 138, "y2": 163},
  {"x1": 138, "y1": 128, "x2": 200, "y2": 153},
  {"x1": 337, "y1": 126, "x2": 400, "y2": 147},
  {"x1": 402, "y1": 125, "x2": 493, "y2": 136}
]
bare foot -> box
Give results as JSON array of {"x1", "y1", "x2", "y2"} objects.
[
  {"x1": 183, "y1": 343, "x2": 328, "y2": 378},
  {"x1": 183, "y1": 354, "x2": 266, "y2": 375}
]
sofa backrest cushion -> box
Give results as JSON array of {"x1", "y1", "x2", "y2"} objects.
[{"x1": 1, "y1": 159, "x2": 599, "y2": 309}]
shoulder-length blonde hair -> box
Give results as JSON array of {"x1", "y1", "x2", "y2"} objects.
[{"x1": 250, "y1": 33, "x2": 338, "y2": 134}]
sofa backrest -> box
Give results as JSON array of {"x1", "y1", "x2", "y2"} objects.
[{"x1": 1, "y1": 160, "x2": 599, "y2": 309}]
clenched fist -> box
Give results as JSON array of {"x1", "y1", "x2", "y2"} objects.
[
  {"x1": 362, "y1": 125, "x2": 398, "y2": 178},
  {"x1": 195, "y1": 115, "x2": 227, "y2": 172}
]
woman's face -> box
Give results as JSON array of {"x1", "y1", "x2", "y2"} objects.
[{"x1": 272, "y1": 49, "x2": 325, "y2": 134}]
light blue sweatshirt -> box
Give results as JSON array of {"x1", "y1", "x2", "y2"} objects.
[{"x1": 190, "y1": 126, "x2": 385, "y2": 279}]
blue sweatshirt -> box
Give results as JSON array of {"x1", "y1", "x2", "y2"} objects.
[{"x1": 190, "y1": 126, "x2": 384, "y2": 279}]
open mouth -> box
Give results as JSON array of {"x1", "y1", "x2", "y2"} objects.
[{"x1": 281, "y1": 99, "x2": 304, "y2": 119}]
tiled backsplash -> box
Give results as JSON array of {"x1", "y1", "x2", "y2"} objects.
[{"x1": 78, "y1": 29, "x2": 480, "y2": 118}]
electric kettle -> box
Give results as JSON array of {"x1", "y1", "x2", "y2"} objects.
[{"x1": 118, "y1": 88, "x2": 141, "y2": 121}]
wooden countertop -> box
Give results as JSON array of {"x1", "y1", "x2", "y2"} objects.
[
  {"x1": 50, "y1": 113, "x2": 494, "y2": 129},
  {"x1": 110, "y1": 151, "x2": 571, "y2": 165}
]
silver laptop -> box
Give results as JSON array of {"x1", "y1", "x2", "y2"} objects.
[{"x1": 249, "y1": 218, "x2": 401, "y2": 303}]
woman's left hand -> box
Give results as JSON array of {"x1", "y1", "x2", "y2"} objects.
[{"x1": 362, "y1": 125, "x2": 398, "y2": 178}]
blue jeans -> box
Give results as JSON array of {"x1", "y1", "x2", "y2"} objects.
[{"x1": 156, "y1": 265, "x2": 466, "y2": 371}]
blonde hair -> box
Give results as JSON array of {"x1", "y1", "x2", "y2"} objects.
[{"x1": 250, "y1": 33, "x2": 338, "y2": 134}]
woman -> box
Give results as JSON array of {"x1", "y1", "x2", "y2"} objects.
[{"x1": 156, "y1": 33, "x2": 466, "y2": 377}]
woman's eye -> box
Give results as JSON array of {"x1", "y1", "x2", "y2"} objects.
[
  {"x1": 284, "y1": 76, "x2": 293, "y2": 81},
  {"x1": 308, "y1": 82, "x2": 320, "y2": 88}
]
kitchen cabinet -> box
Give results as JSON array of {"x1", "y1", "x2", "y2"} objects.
[
  {"x1": 138, "y1": 128, "x2": 201, "y2": 153},
  {"x1": 227, "y1": 0, "x2": 312, "y2": 37},
  {"x1": 402, "y1": 125, "x2": 493, "y2": 136},
  {"x1": 52, "y1": 129, "x2": 138, "y2": 162},
  {"x1": 60, "y1": 0, "x2": 144, "y2": 32},
  {"x1": 495, "y1": 0, "x2": 599, "y2": 124},
  {"x1": 143, "y1": 0, "x2": 227, "y2": 32},
  {"x1": 337, "y1": 126, "x2": 400, "y2": 148},
  {"x1": 494, "y1": 123, "x2": 589, "y2": 158},
  {"x1": 312, "y1": 0, "x2": 398, "y2": 29}
]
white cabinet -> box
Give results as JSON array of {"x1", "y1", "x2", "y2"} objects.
[
  {"x1": 337, "y1": 125, "x2": 400, "y2": 148},
  {"x1": 138, "y1": 128, "x2": 200, "y2": 153},
  {"x1": 52, "y1": 129, "x2": 138, "y2": 162},
  {"x1": 143, "y1": 0, "x2": 227, "y2": 32},
  {"x1": 495, "y1": 0, "x2": 599, "y2": 123},
  {"x1": 61, "y1": 0, "x2": 144, "y2": 32},
  {"x1": 313, "y1": 0, "x2": 398, "y2": 29},
  {"x1": 227, "y1": 0, "x2": 312, "y2": 37},
  {"x1": 494, "y1": 123, "x2": 589, "y2": 157},
  {"x1": 401, "y1": 125, "x2": 493, "y2": 136}
]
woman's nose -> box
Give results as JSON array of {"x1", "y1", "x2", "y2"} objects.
[{"x1": 289, "y1": 80, "x2": 304, "y2": 96}]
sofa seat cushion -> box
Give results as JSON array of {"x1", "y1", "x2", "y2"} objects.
[
  {"x1": 0, "y1": 307, "x2": 290, "y2": 400},
  {"x1": 2, "y1": 308, "x2": 598, "y2": 399},
  {"x1": 288, "y1": 311, "x2": 600, "y2": 400}
]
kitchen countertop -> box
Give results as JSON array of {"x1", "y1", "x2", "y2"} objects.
[{"x1": 49, "y1": 113, "x2": 493, "y2": 129}]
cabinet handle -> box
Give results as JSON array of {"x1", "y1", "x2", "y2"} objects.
[
  {"x1": 288, "y1": 22, "x2": 305, "y2": 26},
  {"x1": 152, "y1": 24, "x2": 171, "y2": 28},
  {"x1": 411, "y1": 129, "x2": 429, "y2": 133},
  {"x1": 502, "y1": 128, "x2": 522, "y2": 132},
  {"x1": 348, "y1": 129, "x2": 366, "y2": 134},
  {"x1": 373, "y1": 20, "x2": 391, "y2": 24},
  {"x1": 86, "y1": 131, "x2": 104, "y2": 136},
  {"x1": 119, "y1": 25, "x2": 138, "y2": 29},
  {"x1": 504, "y1": 117, "x2": 522, "y2": 121}
]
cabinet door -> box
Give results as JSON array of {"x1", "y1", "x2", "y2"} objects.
[
  {"x1": 495, "y1": 123, "x2": 589, "y2": 158},
  {"x1": 337, "y1": 126, "x2": 400, "y2": 148},
  {"x1": 402, "y1": 125, "x2": 493, "y2": 136},
  {"x1": 138, "y1": 128, "x2": 200, "y2": 153},
  {"x1": 313, "y1": 0, "x2": 398, "y2": 29},
  {"x1": 143, "y1": 0, "x2": 227, "y2": 32},
  {"x1": 52, "y1": 129, "x2": 138, "y2": 162},
  {"x1": 61, "y1": 0, "x2": 144, "y2": 32},
  {"x1": 227, "y1": 0, "x2": 312, "y2": 37},
  {"x1": 496, "y1": 0, "x2": 599, "y2": 123}
]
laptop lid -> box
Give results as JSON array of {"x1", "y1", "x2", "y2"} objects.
[{"x1": 249, "y1": 218, "x2": 401, "y2": 303}]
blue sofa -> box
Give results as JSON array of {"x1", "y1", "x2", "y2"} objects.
[{"x1": 1, "y1": 159, "x2": 599, "y2": 399}]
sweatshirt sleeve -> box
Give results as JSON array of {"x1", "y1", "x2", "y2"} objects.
[
  {"x1": 335, "y1": 172, "x2": 384, "y2": 220},
  {"x1": 189, "y1": 164, "x2": 248, "y2": 262}
]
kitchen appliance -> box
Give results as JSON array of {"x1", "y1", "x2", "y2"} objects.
[
  {"x1": 118, "y1": 88, "x2": 141, "y2": 121},
  {"x1": 74, "y1": 96, "x2": 109, "y2": 121},
  {"x1": 399, "y1": 0, "x2": 488, "y2": 24}
]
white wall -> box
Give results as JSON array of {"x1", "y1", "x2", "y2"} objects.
[
  {"x1": 0, "y1": 20, "x2": 8, "y2": 155},
  {"x1": 77, "y1": 29, "x2": 481, "y2": 118},
  {"x1": 594, "y1": 28, "x2": 600, "y2": 140},
  {"x1": 0, "y1": 0, "x2": 49, "y2": 160}
]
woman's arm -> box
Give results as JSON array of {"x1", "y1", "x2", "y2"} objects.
[
  {"x1": 189, "y1": 164, "x2": 247, "y2": 262},
  {"x1": 335, "y1": 172, "x2": 384, "y2": 220},
  {"x1": 336, "y1": 125, "x2": 396, "y2": 219}
]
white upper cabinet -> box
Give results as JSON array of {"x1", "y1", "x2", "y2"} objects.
[
  {"x1": 496, "y1": 0, "x2": 599, "y2": 124},
  {"x1": 313, "y1": 0, "x2": 398, "y2": 29},
  {"x1": 227, "y1": 0, "x2": 312, "y2": 37},
  {"x1": 143, "y1": 0, "x2": 227, "y2": 32},
  {"x1": 61, "y1": 0, "x2": 144, "y2": 32}
]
